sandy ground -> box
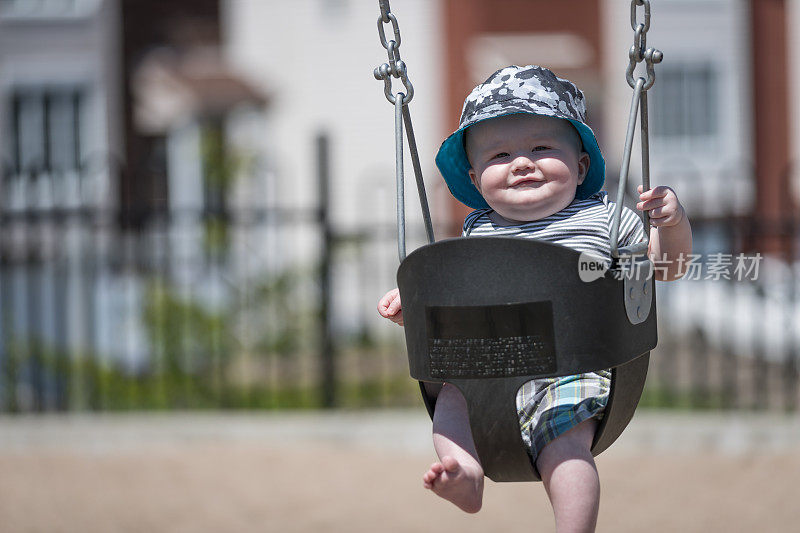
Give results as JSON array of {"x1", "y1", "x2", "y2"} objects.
[{"x1": 1, "y1": 410, "x2": 799, "y2": 533}]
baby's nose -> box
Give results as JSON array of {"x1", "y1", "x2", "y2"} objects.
[{"x1": 510, "y1": 154, "x2": 535, "y2": 171}]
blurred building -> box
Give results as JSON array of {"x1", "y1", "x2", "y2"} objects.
[
  {"x1": 0, "y1": 0, "x2": 268, "y2": 384},
  {"x1": 442, "y1": 0, "x2": 756, "y2": 227},
  {"x1": 222, "y1": 0, "x2": 794, "y2": 247}
]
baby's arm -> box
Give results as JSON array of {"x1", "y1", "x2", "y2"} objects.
[
  {"x1": 378, "y1": 288, "x2": 404, "y2": 326},
  {"x1": 637, "y1": 185, "x2": 693, "y2": 281}
]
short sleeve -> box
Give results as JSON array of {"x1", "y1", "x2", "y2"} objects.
[
  {"x1": 617, "y1": 205, "x2": 646, "y2": 247},
  {"x1": 601, "y1": 192, "x2": 646, "y2": 247}
]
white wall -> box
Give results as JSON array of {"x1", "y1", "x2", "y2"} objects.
[
  {"x1": 221, "y1": 0, "x2": 445, "y2": 243},
  {"x1": 221, "y1": 0, "x2": 446, "y2": 334}
]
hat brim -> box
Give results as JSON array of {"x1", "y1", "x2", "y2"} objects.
[{"x1": 435, "y1": 112, "x2": 605, "y2": 210}]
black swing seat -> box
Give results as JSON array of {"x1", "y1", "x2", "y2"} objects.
[{"x1": 397, "y1": 237, "x2": 657, "y2": 482}]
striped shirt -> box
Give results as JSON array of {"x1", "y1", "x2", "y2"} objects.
[{"x1": 462, "y1": 191, "x2": 645, "y2": 261}]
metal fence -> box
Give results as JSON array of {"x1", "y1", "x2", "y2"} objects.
[
  {"x1": 0, "y1": 136, "x2": 417, "y2": 413},
  {"x1": 649, "y1": 212, "x2": 800, "y2": 412},
  {"x1": 1, "y1": 154, "x2": 799, "y2": 413}
]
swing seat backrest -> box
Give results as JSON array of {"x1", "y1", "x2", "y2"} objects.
[{"x1": 397, "y1": 237, "x2": 656, "y2": 482}]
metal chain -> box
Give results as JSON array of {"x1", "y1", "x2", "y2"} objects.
[
  {"x1": 612, "y1": 0, "x2": 664, "y2": 259},
  {"x1": 626, "y1": 0, "x2": 663, "y2": 91},
  {"x1": 373, "y1": 1, "x2": 434, "y2": 261},
  {"x1": 373, "y1": 0, "x2": 414, "y2": 105}
]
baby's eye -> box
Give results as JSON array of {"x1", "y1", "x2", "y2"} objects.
[
  {"x1": 532, "y1": 145, "x2": 550, "y2": 152},
  {"x1": 490, "y1": 152, "x2": 509, "y2": 160}
]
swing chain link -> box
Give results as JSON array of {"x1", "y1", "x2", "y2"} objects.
[
  {"x1": 626, "y1": 0, "x2": 663, "y2": 91},
  {"x1": 373, "y1": 0, "x2": 414, "y2": 105}
]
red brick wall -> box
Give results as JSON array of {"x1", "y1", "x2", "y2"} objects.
[{"x1": 750, "y1": 0, "x2": 793, "y2": 255}]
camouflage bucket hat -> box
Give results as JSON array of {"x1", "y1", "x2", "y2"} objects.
[{"x1": 435, "y1": 65, "x2": 605, "y2": 210}]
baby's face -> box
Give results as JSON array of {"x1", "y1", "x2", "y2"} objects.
[{"x1": 466, "y1": 114, "x2": 590, "y2": 224}]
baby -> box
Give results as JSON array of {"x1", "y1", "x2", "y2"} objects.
[{"x1": 378, "y1": 65, "x2": 691, "y2": 531}]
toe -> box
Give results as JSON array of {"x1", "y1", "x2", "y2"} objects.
[{"x1": 441, "y1": 456, "x2": 460, "y2": 473}]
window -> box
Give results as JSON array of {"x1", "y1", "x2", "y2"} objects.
[
  {"x1": 0, "y1": 0, "x2": 101, "y2": 19},
  {"x1": 319, "y1": 0, "x2": 348, "y2": 18},
  {"x1": 9, "y1": 87, "x2": 84, "y2": 174},
  {"x1": 650, "y1": 63, "x2": 718, "y2": 141}
]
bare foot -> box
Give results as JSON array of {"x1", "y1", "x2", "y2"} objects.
[{"x1": 422, "y1": 456, "x2": 484, "y2": 513}]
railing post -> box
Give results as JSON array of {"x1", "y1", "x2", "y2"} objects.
[{"x1": 317, "y1": 132, "x2": 336, "y2": 408}]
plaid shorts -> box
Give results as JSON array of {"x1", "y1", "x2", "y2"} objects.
[{"x1": 517, "y1": 370, "x2": 611, "y2": 467}]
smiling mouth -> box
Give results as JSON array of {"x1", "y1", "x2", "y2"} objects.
[{"x1": 510, "y1": 178, "x2": 545, "y2": 188}]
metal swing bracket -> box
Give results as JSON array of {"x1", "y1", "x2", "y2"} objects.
[
  {"x1": 611, "y1": 0, "x2": 663, "y2": 326},
  {"x1": 622, "y1": 257, "x2": 654, "y2": 325}
]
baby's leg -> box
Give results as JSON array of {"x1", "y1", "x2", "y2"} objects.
[
  {"x1": 536, "y1": 419, "x2": 600, "y2": 533},
  {"x1": 422, "y1": 383, "x2": 484, "y2": 513}
]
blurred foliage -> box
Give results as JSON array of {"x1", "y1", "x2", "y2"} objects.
[
  {"x1": 0, "y1": 332, "x2": 416, "y2": 412},
  {"x1": 249, "y1": 269, "x2": 308, "y2": 357},
  {"x1": 0, "y1": 266, "x2": 417, "y2": 412},
  {"x1": 199, "y1": 121, "x2": 256, "y2": 256},
  {"x1": 142, "y1": 280, "x2": 235, "y2": 379}
]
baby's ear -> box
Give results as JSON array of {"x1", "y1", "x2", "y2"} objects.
[
  {"x1": 468, "y1": 168, "x2": 481, "y2": 192},
  {"x1": 577, "y1": 152, "x2": 590, "y2": 185}
]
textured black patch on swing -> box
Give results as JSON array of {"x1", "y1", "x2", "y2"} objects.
[{"x1": 426, "y1": 302, "x2": 556, "y2": 379}]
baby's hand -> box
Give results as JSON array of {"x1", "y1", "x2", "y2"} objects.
[
  {"x1": 378, "y1": 288, "x2": 404, "y2": 326},
  {"x1": 637, "y1": 185, "x2": 685, "y2": 228}
]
